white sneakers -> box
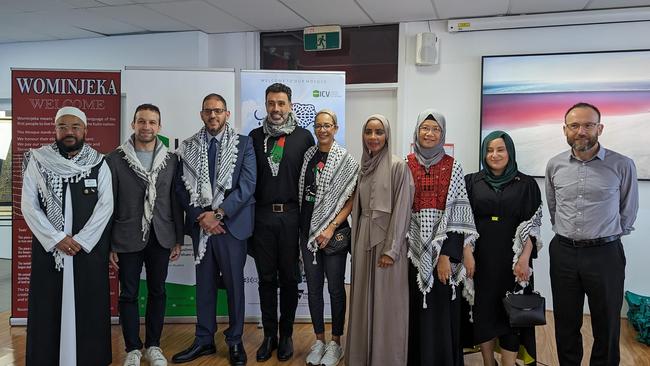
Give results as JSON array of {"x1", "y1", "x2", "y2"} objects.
[
  {"x1": 321, "y1": 341, "x2": 344, "y2": 366},
  {"x1": 306, "y1": 340, "x2": 326, "y2": 365},
  {"x1": 144, "y1": 346, "x2": 168, "y2": 366},
  {"x1": 306, "y1": 340, "x2": 344, "y2": 366},
  {"x1": 123, "y1": 350, "x2": 142, "y2": 366},
  {"x1": 124, "y1": 347, "x2": 167, "y2": 366}
]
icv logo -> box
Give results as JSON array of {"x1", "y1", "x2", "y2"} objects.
[{"x1": 312, "y1": 89, "x2": 331, "y2": 97}]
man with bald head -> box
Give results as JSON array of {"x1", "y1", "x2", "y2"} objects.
[{"x1": 21, "y1": 106, "x2": 114, "y2": 366}]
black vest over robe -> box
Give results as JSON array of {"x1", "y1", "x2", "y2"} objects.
[{"x1": 26, "y1": 160, "x2": 112, "y2": 366}]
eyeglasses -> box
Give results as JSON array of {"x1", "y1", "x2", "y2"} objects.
[
  {"x1": 314, "y1": 124, "x2": 335, "y2": 130},
  {"x1": 419, "y1": 126, "x2": 442, "y2": 134},
  {"x1": 565, "y1": 122, "x2": 599, "y2": 131},
  {"x1": 201, "y1": 108, "x2": 226, "y2": 115}
]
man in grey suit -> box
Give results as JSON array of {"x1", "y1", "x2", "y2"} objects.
[{"x1": 107, "y1": 103, "x2": 184, "y2": 366}]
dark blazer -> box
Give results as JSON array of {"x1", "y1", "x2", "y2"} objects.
[
  {"x1": 106, "y1": 148, "x2": 184, "y2": 252},
  {"x1": 175, "y1": 134, "x2": 256, "y2": 250}
]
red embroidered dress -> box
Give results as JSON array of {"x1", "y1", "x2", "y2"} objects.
[{"x1": 407, "y1": 153, "x2": 453, "y2": 212}]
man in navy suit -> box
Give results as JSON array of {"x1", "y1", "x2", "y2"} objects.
[{"x1": 172, "y1": 94, "x2": 256, "y2": 366}]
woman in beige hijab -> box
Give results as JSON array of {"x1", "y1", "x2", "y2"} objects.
[{"x1": 345, "y1": 114, "x2": 415, "y2": 366}]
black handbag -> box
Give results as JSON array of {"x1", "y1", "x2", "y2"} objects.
[
  {"x1": 502, "y1": 290, "x2": 546, "y2": 328},
  {"x1": 322, "y1": 226, "x2": 351, "y2": 256}
]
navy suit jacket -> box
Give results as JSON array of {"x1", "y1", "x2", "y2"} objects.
[{"x1": 176, "y1": 134, "x2": 256, "y2": 250}]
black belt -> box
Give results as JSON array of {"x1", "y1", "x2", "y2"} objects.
[
  {"x1": 557, "y1": 234, "x2": 620, "y2": 248},
  {"x1": 259, "y1": 202, "x2": 298, "y2": 213}
]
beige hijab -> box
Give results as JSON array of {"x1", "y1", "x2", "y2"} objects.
[{"x1": 360, "y1": 114, "x2": 392, "y2": 214}]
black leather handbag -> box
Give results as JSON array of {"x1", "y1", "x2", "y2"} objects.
[
  {"x1": 502, "y1": 290, "x2": 546, "y2": 327},
  {"x1": 322, "y1": 226, "x2": 351, "y2": 256}
]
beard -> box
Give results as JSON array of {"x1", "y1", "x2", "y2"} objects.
[
  {"x1": 567, "y1": 134, "x2": 598, "y2": 152},
  {"x1": 56, "y1": 136, "x2": 84, "y2": 154}
]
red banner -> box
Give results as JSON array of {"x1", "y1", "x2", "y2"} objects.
[{"x1": 11, "y1": 69, "x2": 121, "y2": 321}]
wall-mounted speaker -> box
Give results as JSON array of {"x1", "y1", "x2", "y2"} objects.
[{"x1": 416, "y1": 32, "x2": 439, "y2": 66}]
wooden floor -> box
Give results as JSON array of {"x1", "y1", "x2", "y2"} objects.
[{"x1": 1, "y1": 310, "x2": 649, "y2": 366}]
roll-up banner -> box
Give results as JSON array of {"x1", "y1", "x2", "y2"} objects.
[
  {"x1": 122, "y1": 67, "x2": 236, "y2": 318},
  {"x1": 240, "y1": 70, "x2": 346, "y2": 320},
  {"x1": 10, "y1": 69, "x2": 121, "y2": 325}
]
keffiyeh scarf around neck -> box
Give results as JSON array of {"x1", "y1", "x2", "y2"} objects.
[
  {"x1": 176, "y1": 125, "x2": 239, "y2": 264},
  {"x1": 118, "y1": 136, "x2": 170, "y2": 241},
  {"x1": 22, "y1": 143, "x2": 104, "y2": 271},
  {"x1": 263, "y1": 112, "x2": 298, "y2": 176},
  {"x1": 408, "y1": 159, "x2": 478, "y2": 308},
  {"x1": 298, "y1": 141, "x2": 359, "y2": 264}
]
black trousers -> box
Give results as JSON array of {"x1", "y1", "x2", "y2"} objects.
[
  {"x1": 250, "y1": 207, "x2": 301, "y2": 337},
  {"x1": 299, "y1": 235, "x2": 347, "y2": 336},
  {"x1": 118, "y1": 233, "x2": 171, "y2": 352},
  {"x1": 550, "y1": 235, "x2": 625, "y2": 366}
]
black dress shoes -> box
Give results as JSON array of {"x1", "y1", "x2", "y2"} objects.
[
  {"x1": 171, "y1": 341, "x2": 216, "y2": 363},
  {"x1": 277, "y1": 336, "x2": 293, "y2": 361},
  {"x1": 229, "y1": 343, "x2": 247, "y2": 366},
  {"x1": 256, "y1": 336, "x2": 278, "y2": 362}
]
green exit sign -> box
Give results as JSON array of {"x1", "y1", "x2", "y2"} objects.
[{"x1": 304, "y1": 25, "x2": 341, "y2": 51}]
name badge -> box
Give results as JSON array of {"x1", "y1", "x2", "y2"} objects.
[{"x1": 84, "y1": 179, "x2": 98, "y2": 188}]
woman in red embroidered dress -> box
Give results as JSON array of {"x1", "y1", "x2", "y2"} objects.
[{"x1": 406, "y1": 109, "x2": 478, "y2": 366}]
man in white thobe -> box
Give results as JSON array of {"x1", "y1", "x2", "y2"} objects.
[{"x1": 21, "y1": 106, "x2": 114, "y2": 366}]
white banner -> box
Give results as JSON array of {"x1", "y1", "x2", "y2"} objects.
[
  {"x1": 122, "y1": 67, "x2": 236, "y2": 317},
  {"x1": 240, "y1": 70, "x2": 346, "y2": 145},
  {"x1": 240, "y1": 70, "x2": 347, "y2": 320}
]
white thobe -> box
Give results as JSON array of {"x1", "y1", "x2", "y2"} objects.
[{"x1": 21, "y1": 160, "x2": 113, "y2": 365}]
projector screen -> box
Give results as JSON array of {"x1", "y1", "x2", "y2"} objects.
[{"x1": 480, "y1": 50, "x2": 650, "y2": 179}]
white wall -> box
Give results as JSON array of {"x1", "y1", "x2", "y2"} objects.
[{"x1": 398, "y1": 19, "x2": 650, "y2": 310}]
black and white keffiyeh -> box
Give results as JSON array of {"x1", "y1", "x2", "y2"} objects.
[
  {"x1": 176, "y1": 125, "x2": 239, "y2": 264},
  {"x1": 511, "y1": 204, "x2": 543, "y2": 287},
  {"x1": 118, "y1": 135, "x2": 171, "y2": 241},
  {"x1": 22, "y1": 143, "x2": 104, "y2": 270},
  {"x1": 262, "y1": 111, "x2": 298, "y2": 137},
  {"x1": 298, "y1": 141, "x2": 359, "y2": 264},
  {"x1": 408, "y1": 160, "x2": 479, "y2": 308}
]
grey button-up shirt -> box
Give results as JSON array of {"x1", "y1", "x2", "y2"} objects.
[{"x1": 545, "y1": 145, "x2": 638, "y2": 240}]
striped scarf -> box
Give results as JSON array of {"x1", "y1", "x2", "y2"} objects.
[
  {"x1": 176, "y1": 125, "x2": 239, "y2": 264},
  {"x1": 298, "y1": 141, "x2": 359, "y2": 264},
  {"x1": 408, "y1": 159, "x2": 479, "y2": 308},
  {"x1": 22, "y1": 143, "x2": 104, "y2": 270},
  {"x1": 117, "y1": 136, "x2": 170, "y2": 241}
]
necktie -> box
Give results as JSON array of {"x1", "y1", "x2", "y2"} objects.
[{"x1": 208, "y1": 137, "x2": 217, "y2": 187}]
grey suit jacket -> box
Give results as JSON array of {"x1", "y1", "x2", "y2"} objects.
[{"x1": 106, "y1": 148, "x2": 184, "y2": 252}]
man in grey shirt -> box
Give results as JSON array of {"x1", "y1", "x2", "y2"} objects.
[{"x1": 545, "y1": 102, "x2": 638, "y2": 366}]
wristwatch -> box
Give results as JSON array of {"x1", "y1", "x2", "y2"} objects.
[{"x1": 213, "y1": 208, "x2": 225, "y2": 221}]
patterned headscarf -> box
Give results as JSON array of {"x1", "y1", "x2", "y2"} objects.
[{"x1": 413, "y1": 109, "x2": 446, "y2": 169}]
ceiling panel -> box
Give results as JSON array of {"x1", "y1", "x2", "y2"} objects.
[
  {"x1": 48, "y1": 8, "x2": 147, "y2": 35},
  {"x1": 62, "y1": 0, "x2": 107, "y2": 8},
  {"x1": 146, "y1": 0, "x2": 256, "y2": 33},
  {"x1": 586, "y1": 0, "x2": 650, "y2": 9},
  {"x1": 356, "y1": 0, "x2": 437, "y2": 22},
  {"x1": 433, "y1": 0, "x2": 510, "y2": 19},
  {"x1": 281, "y1": 0, "x2": 373, "y2": 26},
  {"x1": 0, "y1": 13, "x2": 103, "y2": 40},
  {"x1": 0, "y1": 24, "x2": 58, "y2": 43},
  {"x1": 205, "y1": 0, "x2": 310, "y2": 30},
  {"x1": 509, "y1": 0, "x2": 589, "y2": 14},
  {"x1": 97, "y1": 0, "x2": 135, "y2": 4},
  {"x1": 2, "y1": 0, "x2": 73, "y2": 12},
  {"x1": 86, "y1": 4, "x2": 194, "y2": 32}
]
